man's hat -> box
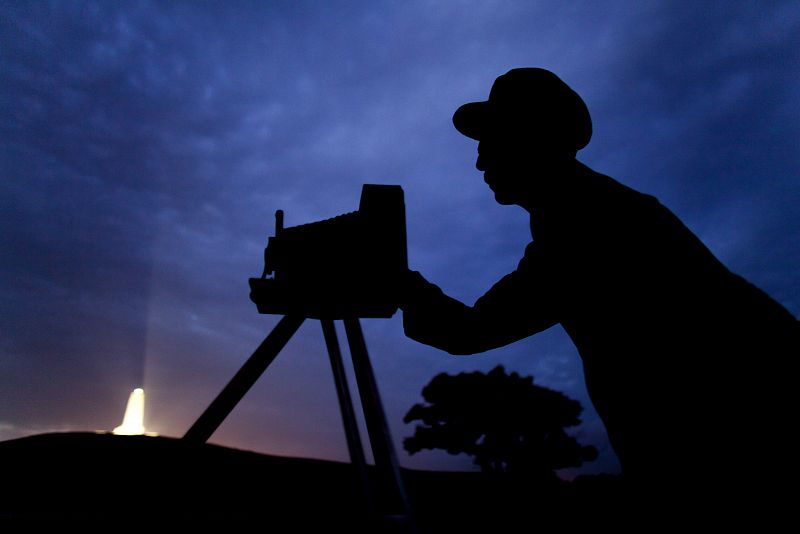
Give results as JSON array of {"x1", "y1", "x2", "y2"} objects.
[{"x1": 453, "y1": 68, "x2": 592, "y2": 152}]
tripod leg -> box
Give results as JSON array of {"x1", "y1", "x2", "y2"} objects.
[
  {"x1": 343, "y1": 318, "x2": 415, "y2": 528},
  {"x1": 321, "y1": 319, "x2": 373, "y2": 514},
  {"x1": 183, "y1": 314, "x2": 305, "y2": 443}
]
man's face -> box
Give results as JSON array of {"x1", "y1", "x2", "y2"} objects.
[{"x1": 476, "y1": 134, "x2": 541, "y2": 206}]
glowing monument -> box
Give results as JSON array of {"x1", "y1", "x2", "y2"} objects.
[{"x1": 112, "y1": 388, "x2": 151, "y2": 436}]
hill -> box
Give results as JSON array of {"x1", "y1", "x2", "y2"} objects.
[{"x1": 0, "y1": 432, "x2": 621, "y2": 530}]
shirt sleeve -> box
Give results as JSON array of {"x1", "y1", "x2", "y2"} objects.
[{"x1": 401, "y1": 242, "x2": 561, "y2": 355}]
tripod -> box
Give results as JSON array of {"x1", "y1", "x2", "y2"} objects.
[{"x1": 183, "y1": 314, "x2": 415, "y2": 530}]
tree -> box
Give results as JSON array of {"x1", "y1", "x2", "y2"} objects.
[{"x1": 403, "y1": 366, "x2": 597, "y2": 480}]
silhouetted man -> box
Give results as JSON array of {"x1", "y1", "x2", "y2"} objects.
[{"x1": 400, "y1": 68, "x2": 797, "y2": 516}]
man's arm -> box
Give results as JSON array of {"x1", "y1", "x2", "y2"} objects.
[{"x1": 399, "y1": 244, "x2": 560, "y2": 355}]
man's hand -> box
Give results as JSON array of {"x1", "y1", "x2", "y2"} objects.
[{"x1": 397, "y1": 269, "x2": 435, "y2": 310}]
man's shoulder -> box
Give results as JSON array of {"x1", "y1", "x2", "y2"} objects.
[
  {"x1": 573, "y1": 162, "x2": 693, "y2": 242},
  {"x1": 576, "y1": 162, "x2": 722, "y2": 260},
  {"x1": 577, "y1": 162, "x2": 656, "y2": 205}
]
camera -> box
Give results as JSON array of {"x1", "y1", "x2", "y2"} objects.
[{"x1": 249, "y1": 184, "x2": 408, "y2": 319}]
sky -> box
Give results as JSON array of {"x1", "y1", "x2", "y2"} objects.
[{"x1": 1, "y1": 1, "x2": 798, "y2": 477}]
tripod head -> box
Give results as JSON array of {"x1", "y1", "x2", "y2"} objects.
[{"x1": 249, "y1": 184, "x2": 408, "y2": 319}]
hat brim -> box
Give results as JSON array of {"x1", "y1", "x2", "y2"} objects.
[{"x1": 453, "y1": 101, "x2": 490, "y2": 140}]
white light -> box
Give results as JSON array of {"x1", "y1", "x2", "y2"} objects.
[{"x1": 112, "y1": 388, "x2": 147, "y2": 435}]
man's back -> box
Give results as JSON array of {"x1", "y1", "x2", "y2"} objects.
[{"x1": 540, "y1": 164, "x2": 796, "y2": 487}]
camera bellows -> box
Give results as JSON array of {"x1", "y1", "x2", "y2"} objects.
[{"x1": 249, "y1": 184, "x2": 408, "y2": 319}]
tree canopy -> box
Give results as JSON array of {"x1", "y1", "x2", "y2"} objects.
[{"x1": 403, "y1": 366, "x2": 597, "y2": 479}]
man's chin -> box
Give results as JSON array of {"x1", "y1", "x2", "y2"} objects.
[{"x1": 492, "y1": 191, "x2": 516, "y2": 205}]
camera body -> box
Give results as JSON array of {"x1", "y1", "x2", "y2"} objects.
[{"x1": 249, "y1": 184, "x2": 407, "y2": 319}]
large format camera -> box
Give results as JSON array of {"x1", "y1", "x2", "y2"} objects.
[{"x1": 249, "y1": 184, "x2": 407, "y2": 319}]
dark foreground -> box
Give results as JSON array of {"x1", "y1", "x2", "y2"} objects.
[{"x1": 0, "y1": 432, "x2": 621, "y2": 530}]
